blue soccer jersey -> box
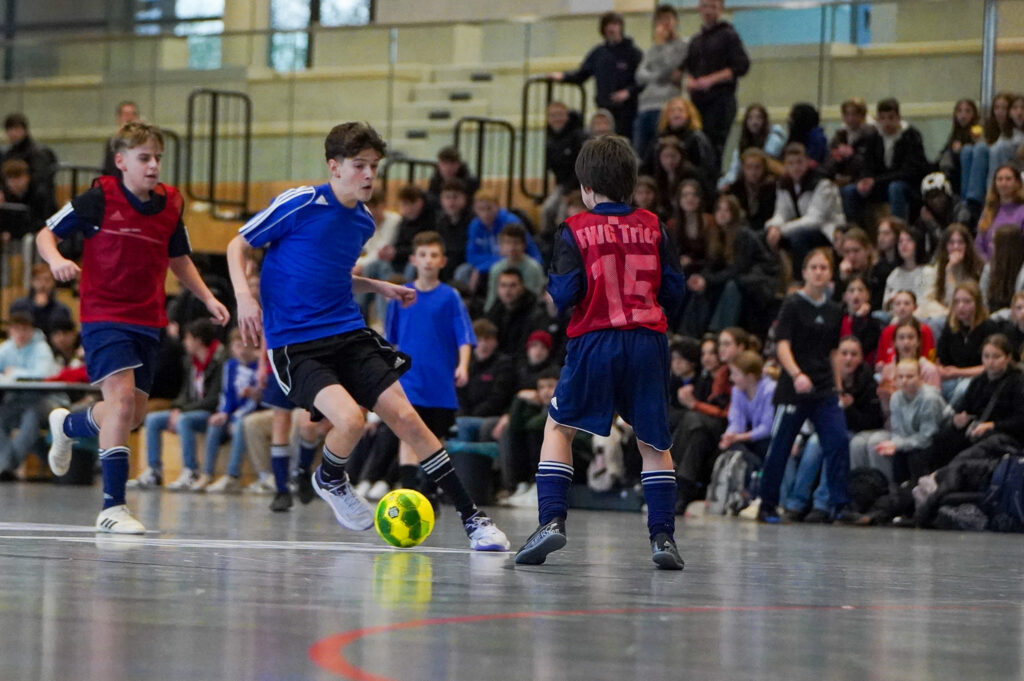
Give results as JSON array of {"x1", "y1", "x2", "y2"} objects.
[
  {"x1": 240, "y1": 184, "x2": 375, "y2": 349},
  {"x1": 384, "y1": 283, "x2": 476, "y2": 410}
]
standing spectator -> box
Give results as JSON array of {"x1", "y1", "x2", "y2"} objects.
[
  {"x1": 101, "y1": 100, "x2": 140, "y2": 178},
  {"x1": 680, "y1": 0, "x2": 750, "y2": 164},
  {"x1": 719, "y1": 103, "x2": 786, "y2": 188},
  {"x1": 824, "y1": 98, "x2": 878, "y2": 187},
  {"x1": 426, "y1": 146, "x2": 479, "y2": 207},
  {"x1": 9, "y1": 264, "x2": 72, "y2": 338},
  {"x1": 550, "y1": 12, "x2": 643, "y2": 139},
  {"x1": 2, "y1": 113, "x2": 57, "y2": 217},
  {"x1": 974, "y1": 165, "x2": 1024, "y2": 261},
  {"x1": 785, "y1": 103, "x2": 829, "y2": 167},
  {"x1": 633, "y1": 5, "x2": 688, "y2": 161},
  {"x1": 765, "y1": 143, "x2": 844, "y2": 271},
  {"x1": 840, "y1": 98, "x2": 929, "y2": 224}
]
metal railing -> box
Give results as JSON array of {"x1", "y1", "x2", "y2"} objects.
[
  {"x1": 186, "y1": 89, "x2": 252, "y2": 218},
  {"x1": 519, "y1": 76, "x2": 587, "y2": 203},
  {"x1": 454, "y1": 116, "x2": 515, "y2": 207},
  {"x1": 380, "y1": 155, "x2": 437, "y2": 193}
]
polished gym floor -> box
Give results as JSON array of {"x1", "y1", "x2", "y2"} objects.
[{"x1": 1, "y1": 482, "x2": 1022, "y2": 681}]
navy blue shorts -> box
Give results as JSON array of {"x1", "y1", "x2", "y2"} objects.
[
  {"x1": 549, "y1": 328, "x2": 671, "y2": 451},
  {"x1": 81, "y1": 322, "x2": 160, "y2": 395},
  {"x1": 260, "y1": 367, "x2": 294, "y2": 410}
]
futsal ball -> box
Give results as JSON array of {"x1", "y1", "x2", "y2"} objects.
[{"x1": 374, "y1": 489, "x2": 435, "y2": 548}]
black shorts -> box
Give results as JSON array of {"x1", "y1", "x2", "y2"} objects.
[
  {"x1": 269, "y1": 328, "x2": 411, "y2": 421},
  {"x1": 413, "y1": 405, "x2": 456, "y2": 441}
]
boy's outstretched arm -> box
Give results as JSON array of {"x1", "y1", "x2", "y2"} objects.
[
  {"x1": 352, "y1": 275, "x2": 417, "y2": 308},
  {"x1": 35, "y1": 228, "x2": 80, "y2": 282},
  {"x1": 226, "y1": 234, "x2": 261, "y2": 347},
  {"x1": 169, "y1": 254, "x2": 230, "y2": 327}
]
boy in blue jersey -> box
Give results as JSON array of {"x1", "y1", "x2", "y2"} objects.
[
  {"x1": 38, "y1": 122, "x2": 230, "y2": 534},
  {"x1": 227, "y1": 122, "x2": 509, "y2": 551},
  {"x1": 385, "y1": 230, "x2": 475, "y2": 506},
  {"x1": 514, "y1": 135, "x2": 686, "y2": 570}
]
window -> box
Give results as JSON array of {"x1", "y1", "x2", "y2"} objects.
[
  {"x1": 134, "y1": 0, "x2": 224, "y2": 69},
  {"x1": 269, "y1": 0, "x2": 372, "y2": 72}
]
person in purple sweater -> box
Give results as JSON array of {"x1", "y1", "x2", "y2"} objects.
[
  {"x1": 974, "y1": 164, "x2": 1024, "y2": 261},
  {"x1": 719, "y1": 350, "x2": 776, "y2": 461}
]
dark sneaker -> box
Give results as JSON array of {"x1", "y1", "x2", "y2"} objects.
[
  {"x1": 803, "y1": 508, "x2": 832, "y2": 524},
  {"x1": 833, "y1": 507, "x2": 869, "y2": 525},
  {"x1": 270, "y1": 491, "x2": 293, "y2": 512},
  {"x1": 514, "y1": 518, "x2": 567, "y2": 565},
  {"x1": 651, "y1": 532, "x2": 684, "y2": 570},
  {"x1": 295, "y1": 469, "x2": 315, "y2": 504},
  {"x1": 757, "y1": 508, "x2": 782, "y2": 524},
  {"x1": 782, "y1": 508, "x2": 807, "y2": 523}
]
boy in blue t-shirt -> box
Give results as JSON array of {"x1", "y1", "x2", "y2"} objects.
[
  {"x1": 385, "y1": 230, "x2": 476, "y2": 504},
  {"x1": 226, "y1": 122, "x2": 508, "y2": 551}
]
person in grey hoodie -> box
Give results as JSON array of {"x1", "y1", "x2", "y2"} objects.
[{"x1": 633, "y1": 4, "x2": 688, "y2": 161}]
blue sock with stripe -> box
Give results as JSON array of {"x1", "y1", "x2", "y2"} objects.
[
  {"x1": 271, "y1": 444, "x2": 291, "y2": 493},
  {"x1": 641, "y1": 470, "x2": 677, "y2": 540},
  {"x1": 100, "y1": 447, "x2": 130, "y2": 509},
  {"x1": 319, "y1": 444, "x2": 348, "y2": 483},
  {"x1": 420, "y1": 448, "x2": 478, "y2": 523},
  {"x1": 297, "y1": 438, "x2": 317, "y2": 473},
  {"x1": 536, "y1": 461, "x2": 573, "y2": 525},
  {"x1": 64, "y1": 406, "x2": 100, "y2": 439}
]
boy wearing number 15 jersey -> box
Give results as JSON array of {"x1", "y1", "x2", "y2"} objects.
[{"x1": 514, "y1": 135, "x2": 687, "y2": 570}]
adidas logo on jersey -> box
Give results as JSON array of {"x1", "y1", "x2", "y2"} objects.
[
  {"x1": 814, "y1": 315, "x2": 824, "y2": 325},
  {"x1": 315, "y1": 195, "x2": 329, "y2": 205},
  {"x1": 110, "y1": 210, "x2": 125, "y2": 221}
]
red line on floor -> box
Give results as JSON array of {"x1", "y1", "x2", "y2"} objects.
[{"x1": 308, "y1": 602, "x2": 1008, "y2": 680}]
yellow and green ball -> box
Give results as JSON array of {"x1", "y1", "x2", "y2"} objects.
[{"x1": 374, "y1": 489, "x2": 435, "y2": 548}]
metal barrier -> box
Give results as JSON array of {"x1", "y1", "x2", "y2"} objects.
[
  {"x1": 454, "y1": 116, "x2": 515, "y2": 207},
  {"x1": 519, "y1": 76, "x2": 587, "y2": 203},
  {"x1": 54, "y1": 164, "x2": 103, "y2": 201},
  {"x1": 160, "y1": 127, "x2": 183, "y2": 189},
  {"x1": 186, "y1": 89, "x2": 252, "y2": 219},
  {"x1": 380, "y1": 155, "x2": 437, "y2": 193}
]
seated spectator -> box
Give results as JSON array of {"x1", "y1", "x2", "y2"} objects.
[
  {"x1": 463, "y1": 191, "x2": 541, "y2": 290},
  {"x1": 936, "y1": 99, "x2": 982, "y2": 196},
  {"x1": 765, "y1": 143, "x2": 844, "y2": 271},
  {"x1": 434, "y1": 178, "x2": 473, "y2": 281},
  {"x1": 653, "y1": 136, "x2": 708, "y2": 217},
  {"x1": 645, "y1": 97, "x2": 718, "y2": 189},
  {"x1": 926, "y1": 333, "x2": 1024, "y2": 476},
  {"x1": 193, "y1": 328, "x2": 261, "y2": 493},
  {"x1": 48, "y1": 318, "x2": 82, "y2": 370},
  {"x1": 719, "y1": 349, "x2": 776, "y2": 462},
  {"x1": 936, "y1": 280, "x2": 998, "y2": 401},
  {"x1": 426, "y1": 146, "x2": 479, "y2": 207},
  {"x1": 540, "y1": 100, "x2": 587, "y2": 240},
  {"x1": 0, "y1": 159, "x2": 49, "y2": 238},
  {"x1": 837, "y1": 227, "x2": 884, "y2": 310},
  {"x1": 883, "y1": 226, "x2": 942, "y2": 316},
  {"x1": 873, "y1": 215, "x2": 903, "y2": 289},
  {"x1": 877, "y1": 290, "x2": 936, "y2": 367},
  {"x1": 455, "y1": 319, "x2": 516, "y2": 442},
  {"x1": 486, "y1": 268, "x2": 548, "y2": 357},
  {"x1": 668, "y1": 179, "x2": 713, "y2": 275},
  {"x1": 784, "y1": 103, "x2": 828, "y2": 167},
  {"x1": 823, "y1": 97, "x2": 877, "y2": 186},
  {"x1": 724, "y1": 148, "x2": 776, "y2": 232},
  {"x1": 129, "y1": 319, "x2": 226, "y2": 490},
  {"x1": 588, "y1": 108, "x2": 616, "y2": 137},
  {"x1": 668, "y1": 336, "x2": 701, "y2": 430},
  {"x1": 680, "y1": 194, "x2": 776, "y2": 336},
  {"x1": 9, "y1": 264, "x2": 72, "y2": 339},
  {"x1": 673, "y1": 327, "x2": 749, "y2": 513},
  {"x1": 876, "y1": 319, "x2": 941, "y2": 416},
  {"x1": 632, "y1": 175, "x2": 664, "y2": 221},
  {"x1": 916, "y1": 173, "x2": 971, "y2": 259},
  {"x1": 934, "y1": 223, "x2": 984, "y2": 314},
  {"x1": 633, "y1": 4, "x2": 688, "y2": 161},
  {"x1": 0, "y1": 312, "x2": 59, "y2": 480},
  {"x1": 485, "y1": 224, "x2": 545, "y2": 310},
  {"x1": 497, "y1": 366, "x2": 561, "y2": 505},
  {"x1": 986, "y1": 95, "x2": 1024, "y2": 184},
  {"x1": 974, "y1": 164, "x2": 1024, "y2": 261},
  {"x1": 960, "y1": 92, "x2": 1013, "y2": 213},
  {"x1": 979, "y1": 223, "x2": 1024, "y2": 313},
  {"x1": 854, "y1": 357, "x2": 950, "y2": 484},
  {"x1": 1, "y1": 113, "x2": 56, "y2": 217},
  {"x1": 719, "y1": 103, "x2": 786, "y2": 189},
  {"x1": 840, "y1": 97, "x2": 928, "y2": 224},
  {"x1": 840, "y1": 276, "x2": 882, "y2": 364},
  {"x1": 354, "y1": 188, "x2": 402, "y2": 323},
  {"x1": 1000, "y1": 290, "x2": 1024, "y2": 358},
  {"x1": 391, "y1": 185, "x2": 436, "y2": 277}
]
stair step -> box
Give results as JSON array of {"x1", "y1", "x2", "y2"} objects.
[
  {"x1": 448, "y1": 91, "x2": 472, "y2": 101},
  {"x1": 470, "y1": 71, "x2": 493, "y2": 82},
  {"x1": 428, "y1": 109, "x2": 451, "y2": 120},
  {"x1": 405, "y1": 129, "x2": 428, "y2": 139}
]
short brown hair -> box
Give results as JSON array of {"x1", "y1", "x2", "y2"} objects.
[
  {"x1": 599, "y1": 11, "x2": 623, "y2": 35},
  {"x1": 1, "y1": 159, "x2": 28, "y2": 179},
  {"x1": 498, "y1": 223, "x2": 527, "y2": 244},
  {"x1": 437, "y1": 146, "x2": 461, "y2": 163},
  {"x1": 8, "y1": 311, "x2": 33, "y2": 328},
  {"x1": 802, "y1": 247, "x2": 834, "y2": 272},
  {"x1": 397, "y1": 184, "x2": 426, "y2": 203},
  {"x1": 840, "y1": 98, "x2": 867, "y2": 116},
  {"x1": 574, "y1": 135, "x2": 637, "y2": 203},
  {"x1": 730, "y1": 350, "x2": 763, "y2": 378},
  {"x1": 324, "y1": 121, "x2": 386, "y2": 162},
  {"x1": 877, "y1": 98, "x2": 901, "y2": 116},
  {"x1": 654, "y1": 4, "x2": 678, "y2": 21},
  {"x1": 110, "y1": 121, "x2": 164, "y2": 156},
  {"x1": 412, "y1": 230, "x2": 445, "y2": 250},
  {"x1": 473, "y1": 318, "x2": 498, "y2": 339},
  {"x1": 783, "y1": 142, "x2": 806, "y2": 159},
  {"x1": 440, "y1": 178, "x2": 468, "y2": 195}
]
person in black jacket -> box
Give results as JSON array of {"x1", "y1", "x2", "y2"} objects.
[
  {"x1": 426, "y1": 146, "x2": 479, "y2": 208},
  {"x1": 725, "y1": 147, "x2": 776, "y2": 232},
  {"x1": 540, "y1": 101, "x2": 587, "y2": 248},
  {"x1": 485, "y1": 269, "x2": 546, "y2": 358},
  {"x1": 2, "y1": 113, "x2": 57, "y2": 218},
  {"x1": 456, "y1": 319, "x2": 517, "y2": 440},
  {"x1": 823, "y1": 97, "x2": 878, "y2": 187},
  {"x1": 435, "y1": 178, "x2": 473, "y2": 281},
  {"x1": 551, "y1": 12, "x2": 643, "y2": 139},
  {"x1": 680, "y1": 0, "x2": 750, "y2": 165},
  {"x1": 840, "y1": 98, "x2": 929, "y2": 225},
  {"x1": 392, "y1": 184, "x2": 437, "y2": 276}
]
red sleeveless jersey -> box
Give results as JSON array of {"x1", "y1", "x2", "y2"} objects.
[
  {"x1": 565, "y1": 208, "x2": 667, "y2": 337},
  {"x1": 80, "y1": 176, "x2": 184, "y2": 327}
]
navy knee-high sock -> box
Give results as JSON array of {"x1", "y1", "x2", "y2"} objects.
[
  {"x1": 64, "y1": 406, "x2": 100, "y2": 439},
  {"x1": 536, "y1": 461, "x2": 573, "y2": 525},
  {"x1": 270, "y1": 444, "x2": 291, "y2": 493},
  {"x1": 297, "y1": 438, "x2": 317, "y2": 472},
  {"x1": 641, "y1": 470, "x2": 677, "y2": 540},
  {"x1": 100, "y1": 446, "x2": 130, "y2": 510}
]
